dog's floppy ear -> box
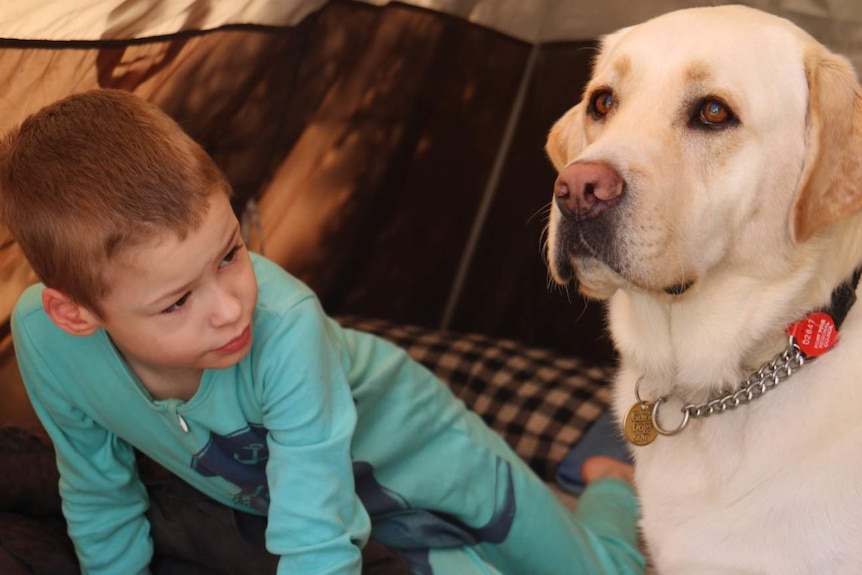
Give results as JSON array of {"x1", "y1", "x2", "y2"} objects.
[
  {"x1": 545, "y1": 26, "x2": 635, "y2": 172},
  {"x1": 545, "y1": 104, "x2": 584, "y2": 171},
  {"x1": 791, "y1": 47, "x2": 862, "y2": 243}
]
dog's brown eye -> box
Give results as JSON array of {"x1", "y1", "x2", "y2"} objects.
[
  {"x1": 697, "y1": 99, "x2": 734, "y2": 127},
  {"x1": 701, "y1": 100, "x2": 728, "y2": 123},
  {"x1": 589, "y1": 90, "x2": 614, "y2": 119}
]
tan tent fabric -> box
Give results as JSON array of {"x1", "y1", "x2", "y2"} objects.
[
  {"x1": 0, "y1": 1, "x2": 328, "y2": 41},
  {"x1": 2, "y1": 2, "x2": 860, "y2": 36},
  {"x1": 3, "y1": 1, "x2": 861, "y2": 58}
]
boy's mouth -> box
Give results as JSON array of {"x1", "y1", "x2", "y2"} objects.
[{"x1": 216, "y1": 325, "x2": 251, "y2": 354}]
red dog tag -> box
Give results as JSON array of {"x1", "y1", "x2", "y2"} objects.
[{"x1": 786, "y1": 312, "x2": 838, "y2": 357}]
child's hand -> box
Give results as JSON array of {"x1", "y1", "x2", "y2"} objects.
[{"x1": 580, "y1": 456, "x2": 634, "y2": 487}]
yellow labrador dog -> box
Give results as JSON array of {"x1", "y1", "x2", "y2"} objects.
[{"x1": 546, "y1": 5, "x2": 862, "y2": 574}]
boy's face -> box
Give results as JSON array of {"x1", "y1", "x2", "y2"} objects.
[{"x1": 92, "y1": 192, "x2": 258, "y2": 390}]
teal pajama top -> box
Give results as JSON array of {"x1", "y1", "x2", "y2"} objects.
[{"x1": 12, "y1": 252, "x2": 644, "y2": 575}]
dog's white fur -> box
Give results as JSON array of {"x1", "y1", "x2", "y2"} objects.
[{"x1": 546, "y1": 6, "x2": 862, "y2": 574}]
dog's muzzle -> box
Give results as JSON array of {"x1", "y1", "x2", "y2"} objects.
[{"x1": 550, "y1": 161, "x2": 627, "y2": 282}]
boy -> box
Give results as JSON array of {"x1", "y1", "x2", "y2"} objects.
[{"x1": 0, "y1": 89, "x2": 643, "y2": 575}]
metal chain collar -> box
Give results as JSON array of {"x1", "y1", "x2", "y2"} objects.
[{"x1": 644, "y1": 336, "x2": 806, "y2": 436}]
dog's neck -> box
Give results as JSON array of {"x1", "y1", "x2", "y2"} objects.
[{"x1": 610, "y1": 247, "x2": 862, "y2": 404}]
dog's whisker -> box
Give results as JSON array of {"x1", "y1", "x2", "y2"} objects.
[{"x1": 527, "y1": 202, "x2": 552, "y2": 226}]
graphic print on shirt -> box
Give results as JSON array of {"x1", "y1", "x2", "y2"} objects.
[
  {"x1": 191, "y1": 422, "x2": 517, "y2": 574},
  {"x1": 191, "y1": 422, "x2": 271, "y2": 513}
]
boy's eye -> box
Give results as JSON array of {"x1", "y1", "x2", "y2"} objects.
[
  {"x1": 220, "y1": 244, "x2": 241, "y2": 268},
  {"x1": 162, "y1": 292, "x2": 190, "y2": 315}
]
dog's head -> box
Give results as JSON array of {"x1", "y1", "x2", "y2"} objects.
[{"x1": 545, "y1": 5, "x2": 862, "y2": 300}]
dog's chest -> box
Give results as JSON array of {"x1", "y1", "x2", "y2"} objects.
[{"x1": 627, "y1": 376, "x2": 862, "y2": 575}]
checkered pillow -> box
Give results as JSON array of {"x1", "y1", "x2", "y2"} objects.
[{"x1": 337, "y1": 316, "x2": 614, "y2": 480}]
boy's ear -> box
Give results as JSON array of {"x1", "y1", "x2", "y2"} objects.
[{"x1": 41, "y1": 288, "x2": 102, "y2": 337}]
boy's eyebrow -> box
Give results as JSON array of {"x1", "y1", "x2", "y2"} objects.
[
  {"x1": 147, "y1": 225, "x2": 241, "y2": 308},
  {"x1": 215, "y1": 224, "x2": 242, "y2": 262}
]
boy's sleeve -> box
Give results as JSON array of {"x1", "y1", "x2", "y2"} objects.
[
  {"x1": 257, "y1": 297, "x2": 369, "y2": 575},
  {"x1": 15, "y1": 326, "x2": 154, "y2": 575}
]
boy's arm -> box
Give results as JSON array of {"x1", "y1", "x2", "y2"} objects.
[
  {"x1": 258, "y1": 298, "x2": 370, "y2": 575},
  {"x1": 16, "y1": 336, "x2": 153, "y2": 575}
]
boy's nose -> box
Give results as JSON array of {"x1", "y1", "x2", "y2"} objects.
[{"x1": 210, "y1": 288, "x2": 242, "y2": 327}]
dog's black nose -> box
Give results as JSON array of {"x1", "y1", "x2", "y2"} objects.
[{"x1": 554, "y1": 161, "x2": 623, "y2": 221}]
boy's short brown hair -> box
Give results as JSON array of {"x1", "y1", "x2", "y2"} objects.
[{"x1": 0, "y1": 89, "x2": 231, "y2": 315}]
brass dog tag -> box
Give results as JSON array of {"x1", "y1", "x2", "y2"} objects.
[{"x1": 623, "y1": 402, "x2": 658, "y2": 446}]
